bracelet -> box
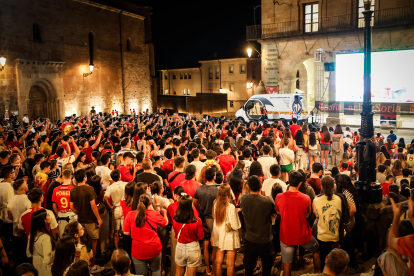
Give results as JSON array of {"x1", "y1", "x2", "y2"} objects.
[{"x1": 155, "y1": 204, "x2": 161, "y2": 207}]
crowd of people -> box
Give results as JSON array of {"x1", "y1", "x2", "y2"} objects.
[{"x1": 0, "y1": 111, "x2": 413, "y2": 276}]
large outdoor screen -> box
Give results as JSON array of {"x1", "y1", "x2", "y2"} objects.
[{"x1": 336, "y1": 49, "x2": 414, "y2": 103}]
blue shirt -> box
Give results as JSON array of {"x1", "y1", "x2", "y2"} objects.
[{"x1": 387, "y1": 133, "x2": 397, "y2": 143}]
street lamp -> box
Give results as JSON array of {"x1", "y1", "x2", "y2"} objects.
[
  {"x1": 83, "y1": 64, "x2": 94, "y2": 77},
  {"x1": 247, "y1": 48, "x2": 252, "y2": 58},
  {"x1": 250, "y1": 81, "x2": 253, "y2": 88},
  {"x1": 0, "y1": 56, "x2": 6, "y2": 72}
]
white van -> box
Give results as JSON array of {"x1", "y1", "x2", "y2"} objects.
[{"x1": 235, "y1": 93, "x2": 307, "y2": 123}]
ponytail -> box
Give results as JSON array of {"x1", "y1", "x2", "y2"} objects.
[{"x1": 135, "y1": 194, "x2": 151, "y2": 227}]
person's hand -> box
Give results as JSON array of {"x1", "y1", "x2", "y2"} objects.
[
  {"x1": 390, "y1": 198, "x2": 402, "y2": 220},
  {"x1": 97, "y1": 218, "x2": 103, "y2": 227},
  {"x1": 12, "y1": 146, "x2": 19, "y2": 152}
]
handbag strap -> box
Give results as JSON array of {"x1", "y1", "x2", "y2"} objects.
[
  {"x1": 146, "y1": 219, "x2": 157, "y2": 233},
  {"x1": 177, "y1": 223, "x2": 186, "y2": 240},
  {"x1": 168, "y1": 171, "x2": 183, "y2": 183}
]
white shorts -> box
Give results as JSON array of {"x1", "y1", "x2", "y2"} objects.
[
  {"x1": 175, "y1": 241, "x2": 202, "y2": 268},
  {"x1": 112, "y1": 206, "x2": 122, "y2": 231}
]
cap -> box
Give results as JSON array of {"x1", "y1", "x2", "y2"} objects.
[{"x1": 185, "y1": 164, "x2": 197, "y2": 180}]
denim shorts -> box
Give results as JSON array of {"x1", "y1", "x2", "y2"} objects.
[
  {"x1": 280, "y1": 236, "x2": 319, "y2": 264},
  {"x1": 320, "y1": 144, "x2": 330, "y2": 151},
  {"x1": 175, "y1": 241, "x2": 202, "y2": 268}
]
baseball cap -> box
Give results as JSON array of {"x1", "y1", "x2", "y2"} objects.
[{"x1": 185, "y1": 165, "x2": 197, "y2": 180}]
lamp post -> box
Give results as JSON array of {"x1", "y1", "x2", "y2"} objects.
[
  {"x1": 356, "y1": 0, "x2": 380, "y2": 203},
  {"x1": 83, "y1": 64, "x2": 94, "y2": 77}
]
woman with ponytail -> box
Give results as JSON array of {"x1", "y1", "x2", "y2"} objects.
[
  {"x1": 312, "y1": 176, "x2": 342, "y2": 270},
  {"x1": 173, "y1": 194, "x2": 204, "y2": 276},
  {"x1": 123, "y1": 193, "x2": 168, "y2": 276}
]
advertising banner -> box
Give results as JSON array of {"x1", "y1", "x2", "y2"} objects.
[
  {"x1": 266, "y1": 87, "x2": 278, "y2": 94},
  {"x1": 315, "y1": 101, "x2": 414, "y2": 115}
]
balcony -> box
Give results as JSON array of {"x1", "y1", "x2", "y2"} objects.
[{"x1": 247, "y1": 5, "x2": 414, "y2": 41}]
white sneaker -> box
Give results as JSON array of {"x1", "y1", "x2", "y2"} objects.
[{"x1": 90, "y1": 265, "x2": 104, "y2": 273}]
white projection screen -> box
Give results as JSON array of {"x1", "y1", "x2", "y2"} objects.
[{"x1": 336, "y1": 49, "x2": 414, "y2": 103}]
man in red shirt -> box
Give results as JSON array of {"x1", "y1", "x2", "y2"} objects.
[
  {"x1": 19, "y1": 188, "x2": 59, "y2": 240},
  {"x1": 381, "y1": 175, "x2": 394, "y2": 197},
  {"x1": 52, "y1": 169, "x2": 76, "y2": 236},
  {"x1": 289, "y1": 118, "x2": 301, "y2": 138},
  {"x1": 168, "y1": 157, "x2": 186, "y2": 195},
  {"x1": 162, "y1": 148, "x2": 175, "y2": 175},
  {"x1": 307, "y1": 162, "x2": 323, "y2": 195},
  {"x1": 216, "y1": 143, "x2": 237, "y2": 178},
  {"x1": 118, "y1": 152, "x2": 138, "y2": 182},
  {"x1": 275, "y1": 170, "x2": 320, "y2": 276},
  {"x1": 180, "y1": 165, "x2": 201, "y2": 197},
  {"x1": 79, "y1": 130, "x2": 102, "y2": 164}
]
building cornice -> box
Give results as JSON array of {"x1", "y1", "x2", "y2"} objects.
[
  {"x1": 72, "y1": 0, "x2": 145, "y2": 20},
  {"x1": 199, "y1": 58, "x2": 260, "y2": 63}
]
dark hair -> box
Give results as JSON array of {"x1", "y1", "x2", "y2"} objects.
[
  {"x1": 248, "y1": 161, "x2": 264, "y2": 178},
  {"x1": 74, "y1": 169, "x2": 87, "y2": 183},
  {"x1": 378, "y1": 164, "x2": 386, "y2": 173},
  {"x1": 205, "y1": 167, "x2": 216, "y2": 182},
  {"x1": 242, "y1": 148, "x2": 251, "y2": 158},
  {"x1": 335, "y1": 174, "x2": 361, "y2": 205},
  {"x1": 150, "y1": 181, "x2": 163, "y2": 195},
  {"x1": 29, "y1": 209, "x2": 55, "y2": 255},
  {"x1": 247, "y1": 175, "x2": 261, "y2": 192},
  {"x1": 173, "y1": 185, "x2": 185, "y2": 196},
  {"x1": 131, "y1": 182, "x2": 148, "y2": 211},
  {"x1": 312, "y1": 162, "x2": 324, "y2": 174},
  {"x1": 321, "y1": 176, "x2": 335, "y2": 200},
  {"x1": 294, "y1": 130, "x2": 304, "y2": 145},
  {"x1": 27, "y1": 188, "x2": 44, "y2": 203},
  {"x1": 12, "y1": 179, "x2": 26, "y2": 191},
  {"x1": 174, "y1": 195, "x2": 197, "y2": 223},
  {"x1": 322, "y1": 126, "x2": 331, "y2": 142},
  {"x1": 1, "y1": 165, "x2": 15, "y2": 179},
  {"x1": 124, "y1": 181, "x2": 136, "y2": 207},
  {"x1": 110, "y1": 169, "x2": 121, "y2": 182},
  {"x1": 402, "y1": 168, "x2": 411, "y2": 177},
  {"x1": 111, "y1": 249, "x2": 131, "y2": 275},
  {"x1": 135, "y1": 194, "x2": 151, "y2": 227},
  {"x1": 229, "y1": 169, "x2": 243, "y2": 195},
  {"x1": 270, "y1": 164, "x2": 280, "y2": 177},
  {"x1": 271, "y1": 183, "x2": 284, "y2": 202},
  {"x1": 51, "y1": 236, "x2": 76, "y2": 276},
  {"x1": 289, "y1": 171, "x2": 302, "y2": 187},
  {"x1": 309, "y1": 133, "x2": 317, "y2": 146},
  {"x1": 66, "y1": 260, "x2": 90, "y2": 276},
  {"x1": 334, "y1": 124, "x2": 343, "y2": 135},
  {"x1": 174, "y1": 156, "x2": 185, "y2": 168},
  {"x1": 325, "y1": 248, "x2": 349, "y2": 274},
  {"x1": 13, "y1": 263, "x2": 39, "y2": 276}
]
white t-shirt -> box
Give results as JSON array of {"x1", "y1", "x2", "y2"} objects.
[
  {"x1": 18, "y1": 208, "x2": 58, "y2": 232},
  {"x1": 344, "y1": 137, "x2": 353, "y2": 145},
  {"x1": 57, "y1": 155, "x2": 76, "y2": 172},
  {"x1": 95, "y1": 165, "x2": 112, "y2": 188},
  {"x1": 262, "y1": 178, "x2": 287, "y2": 198},
  {"x1": 7, "y1": 194, "x2": 31, "y2": 236},
  {"x1": 279, "y1": 148, "x2": 294, "y2": 166},
  {"x1": 159, "y1": 197, "x2": 171, "y2": 210},
  {"x1": 243, "y1": 160, "x2": 252, "y2": 175},
  {"x1": 257, "y1": 156, "x2": 277, "y2": 179},
  {"x1": 343, "y1": 131, "x2": 353, "y2": 138},
  {"x1": 313, "y1": 194, "x2": 342, "y2": 242},
  {"x1": 104, "y1": 181, "x2": 127, "y2": 207},
  {"x1": 191, "y1": 160, "x2": 207, "y2": 175},
  {"x1": 0, "y1": 182, "x2": 15, "y2": 223}
]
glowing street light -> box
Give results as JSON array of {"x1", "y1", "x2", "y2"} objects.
[
  {"x1": 0, "y1": 56, "x2": 6, "y2": 72},
  {"x1": 247, "y1": 48, "x2": 252, "y2": 58},
  {"x1": 83, "y1": 64, "x2": 94, "y2": 77}
]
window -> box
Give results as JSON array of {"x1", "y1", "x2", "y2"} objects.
[
  {"x1": 173, "y1": 74, "x2": 176, "y2": 80},
  {"x1": 358, "y1": 0, "x2": 375, "y2": 28},
  {"x1": 184, "y1": 73, "x2": 188, "y2": 79},
  {"x1": 189, "y1": 73, "x2": 192, "y2": 79},
  {"x1": 229, "y1": 83, "x2": 235, "y2": 92},
  {"x1": 230, "y1": 101, "x2": 234, "y2": 108},
  {"x1": 180, "y1": 74, "x2": 183, "y2": 80},
  {"x1": 126, "y1": 38, "x2": 132, "y2": 51},
  {"x1": 187, "y1": 90, "x2": 190, "y2": 95},
  {"x1": 304, "y1": 3, "x2": 319, "y2": 33},
  {"x1": 33, "y1": 24, "x2": 41, "y2": 43},
  {"x1": 215, "y1": 66, "x2": 220, "y2": 79},
  {"x1": 88, "y1": 32, "x2": 94, "y2": 66},
  {"x1": 208, "y1": 83, "x2": 213, "y2": 92},
  {"x1": 209, "y1": 67, "x2": 213, "y2": 79},
  {"x1": 165, "y1": 90, "x2": 169, "y2": 95},
  {"x1": 164, "y1": 74, "x2": 168, "y2": 80},
  {"x1": 240, "y1": 64, "x2": 246, "y2": 74},
  {"x1": 229, "y1": 65, "x2": 234, "y2": 74}
]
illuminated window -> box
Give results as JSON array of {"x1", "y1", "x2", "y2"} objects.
[
  {"x1": 240, "y1": 64, "x2": 246, "y2": 74},
  {"x1": 229, "y1": 83, "x2": 235, "y2": 92},
  {"x1": 209, "y1": 67, "x2": 213, "y2": 79},
  {"x1": 229, "y1": 65, "x2": 234, "y2": 74},
  {"x1": 184, "y1": 73, "x2": 188, "y2": 79},
  {"x1": 165, "y1": 90, "x2": 169, "y2": 94},
  {"x1": 215, "y1": 66, "x2": 220, "y2": 79},
  {"x1": 304, "y1": 3, "x2": 319, "y2": 33},
  {"x1": 187, "y1": 90, "x2": 190, "y2": 95},
  {"x1": 189, "y1": 73, "x2": 192, "y2": 79},
  {"x1": 358, "y1": 0, "x2": 375, "y2": 28},
  {"x1": 183, "y1": 89, "x2": 186, "y2": 95}
]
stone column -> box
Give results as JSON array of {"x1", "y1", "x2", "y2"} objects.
[{"x1": 326, "y1": 70, "x2": 341, "y2": 126}]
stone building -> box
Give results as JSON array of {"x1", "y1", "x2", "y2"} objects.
[
  {"x1": 0, "y1": 0, "x2": 155, "y2": 121},
  {"x1": 159, "y1": 57, "x2": 261, "y2": 113},
  {"x1": 248, "y1": 0, "x2": 414, "y2": 125}
]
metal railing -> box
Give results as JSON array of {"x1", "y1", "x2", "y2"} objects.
[{"x1": 247, "y1": 5, "x2": 414, "y2": 41}]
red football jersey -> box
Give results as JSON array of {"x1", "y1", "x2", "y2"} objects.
[{"x1": 52, "y1": 185, "x2": 74, "y2": 213}]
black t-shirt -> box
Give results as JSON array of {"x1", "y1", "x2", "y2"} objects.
[
  {"x1": 47, "y1": 180, "x2": 61, "y2": 211},
  {"x1": 135, "y1": 172, "x2": 161, "y2": 185},
  {"x1": 70, "y1": 185, "x2": 97, "y2": 224},
  {"x1": 194, "y1": 184, "x2": 218, "y2": 219},
  {"x1": 111, "y1": 136, "x2": 120, "y2": 145},
  {"x1": 154, "y1": 167, "x2": 167, "y2": 180},
  {"x1": 24, "y1": 158, "x2": 36, "y2": 178}
]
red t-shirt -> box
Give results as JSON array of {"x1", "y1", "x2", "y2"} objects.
[
  {"x1": 289, "y1": 125, "x2": 301, "y2": 138},
  {"x1": 48, "y1": 154, "x2": 58, "y2": 161},
  {"x1": 101, "y1": 149, "x2": 114, "y2": 155},
  {"x1": 397, "y1": 234, "x2": 414, "y2": 276},
  {"x1": 216, "y1": 154, "x2": 237, "y2": 177},
  {"x1": 307, "y1": 178, "x2": 322, "y2": 195},
  {"x1": 320, "y1": 133, "x2": 330, "y2": 145},
  {"x1": 123, "y1": 209, "x2": 167, "y2": 260},
  {"x1": 162, "y1": 159, "x2": 174, "y2": 175},
  {"x1": 81, "y1": 146, "x2": 93, "y2": 164},
  {"x1": 167, "y1": 201, "x2": 199, "y2": 224},
  {"x1": 52, "y1": 184, "x2": 74, "y2": 213},
  {"x1": 6, "y1": 141, "x2": 22, "y2": 149},
  {"x1": 180, "y1": 180, "x2": 201, "y2": 198},
  {"x1": 168, "y1": 172, "x2": 185, "y2": 195},
  {"x1": 274, "y1": 129, "x2": 283, "y2": 139},
  {"x1": 119, "y1": 165, "x2": 133, "y2": 182},
  {"x1": 381, "y1": 182, "x2": 391, "y2": 196},
  {"x1": 275, "y1": 191, "x2": 311, "y2": 246},
  {"x1": 172, "y1": 217, "x2": 204, "y2": 243},
  {"x1": 352, "y1": 135, "x2": 359, "y2": 144},
  {"x1": 120, "y1": 200, "x2": 131, "y2": 221},
  {"x1": 21, "y1": 207, "x2": 43, "y2": 239}
]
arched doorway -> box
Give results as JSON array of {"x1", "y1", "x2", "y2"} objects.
[
  {"x1": 27, "y1": 79, "x2": 60, "y2": 121},
  {"x1": 28, "y1": 86, "x2": 47, "y2": 120}
]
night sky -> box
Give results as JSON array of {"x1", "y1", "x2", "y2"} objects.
[{"x1": 150, "y1": 0, "x2": 261, "y2": 70}]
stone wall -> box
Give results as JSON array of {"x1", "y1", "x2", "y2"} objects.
[{"x1": 0, "y1": 0, "x2": 153, "y2": 120}]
